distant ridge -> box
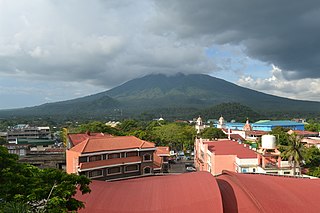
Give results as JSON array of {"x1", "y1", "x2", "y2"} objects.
[{"x1": 0, "y1": 73, "x2": 319, "y2": 120}]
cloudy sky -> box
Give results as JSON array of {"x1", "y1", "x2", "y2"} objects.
[{"x1": 1, "y1": 0, "x2": 320, "y2": 109}]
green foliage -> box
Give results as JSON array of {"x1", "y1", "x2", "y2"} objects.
[
  {"x1": 151, "y1": 123, "x2": 196, "y2": 150},
  {"x1": 281, "y1": 133, "x2": 305, "y2": 176},
  {"x1": 0, "y1": 201, "x2": 31, "y2": 213},
  {"x1": 198, "y1": 103, "x2": 262, "y2": 122},
  {"x1": 303, "y1": 146, "x2": 320, "y2": 168},
  {"x1": 270, "y1": 126, "x2": 290, "y2": 146},
  {"x1": 0, "y1": 137, "x2": 6, "y2": 145},
  {"x1": 200, "y1": 127, "x2": 225, "y2": 140},
  {"x1": 0, "y1": 146, "x2": 91, "y2": 212},
  {"x1": 118, "y1": 119, "x2": 139, "y2": 132},
  {"x1": 307, "y1": 167, "x2": 320, "y2": 178},
  {"x1": 75, "y1": 121, "x2": 124, "y2": 136},
  {"x1": 305, "y1": 122, "x2": 320, "y2": 132}
]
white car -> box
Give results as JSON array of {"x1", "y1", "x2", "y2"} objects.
[{"x1": 186, "y1": 167, "x2": 196, "y2": 172}]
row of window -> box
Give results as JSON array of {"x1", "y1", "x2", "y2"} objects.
[
  {"x1": 80, "y1": 152, "x2": 152, "y2": 163},
  {"x1": 87, "y1": 164, "x2": 151, "y2": 178}
]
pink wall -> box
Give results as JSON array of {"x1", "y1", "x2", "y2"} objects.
[
  {"x1": 213, "y1": 155, "x2": 236, "y2": 175},
  {"x1": 66, "y1": 150, "x2": 80, "y2": 174}
]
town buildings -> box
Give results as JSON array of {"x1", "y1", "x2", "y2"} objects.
[
  {"x1": 194, "y1": 135, "x2": 297, "y2": 176},
  {"x1": 196, "y1": 116, "x2": 305, "y2": 133},
  {"x1": 6, "y1": 124, "x2": 51, "y2": 143},
  {"x1": 66, "y1": 133, "x2": 169, "y2": 181}
]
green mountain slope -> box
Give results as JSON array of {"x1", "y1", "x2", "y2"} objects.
[
  {"x1": 0, "y1": 73, "x2": 319, "y2": 120},
  {"x1": 104, "y1": 73, "x2": 320, "y2": 112}
]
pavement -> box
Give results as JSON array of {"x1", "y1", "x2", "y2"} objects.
[{"x1": 168, "y1": 158, "x2": 195, "y2": 174}]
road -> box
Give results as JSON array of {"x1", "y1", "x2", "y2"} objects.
[{"x1": 168, "y1": 158, "x2": 195, "y2": 174}]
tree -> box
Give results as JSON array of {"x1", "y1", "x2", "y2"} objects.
[
  {"x1": 282, "y1": 133, "x2": 305, "y2": 176},
  {"x1": 200, "y1": 127, "x2": 225, "y2": 140},
  {"x1": 151, "y1": 123, "x2": 196, "y2": 151},
  {"x1": 75, "y1": 121, "x2": 123, "y2": 136},
  {"x1": 270, "y1": 126, "x2": 289, "y2": 146},
  {"x1": 305, "y1": 123, "x2": 320, "y2": 132},
  {"x1": 0, "y1": 146, "x2": 91, "y2": 212}
]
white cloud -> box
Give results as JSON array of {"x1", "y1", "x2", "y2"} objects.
[{"x1": 238, "y1": 65, "x2": 320, "y2": 101}]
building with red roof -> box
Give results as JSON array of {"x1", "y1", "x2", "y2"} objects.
[
  {"x1": 195, "y1": 137, "x2": 296, "y2": 176},
  {"x1": 74, "y1": 171, "x2": 320, "y2": 213},
  {"x1": 66, "y1": 134, "x2": 159, "y2": 181},
  {"x1": 153, "y1": 146, "x2": 170, "y2": 173}
]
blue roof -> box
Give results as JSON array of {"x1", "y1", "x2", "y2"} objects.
[{"x1": 253, "y1": 120, "x2": 304, "y2": 126}]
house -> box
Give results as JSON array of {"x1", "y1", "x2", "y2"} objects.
[
  {"x1": 288, "y1": 130, "x2": 320, "y2": 148},
  {"x1": 153, "y1": 146, "x2": 170, "y2": 173},
  {"x1": 74, "y1": 171, "x2": 320, "y2": 213},
  {"x1": 4, "y1": 138, "x2": 56, "y2": 155},
  {"x1": 194, "y1": 138, "x2": 258, "y2": 175},
  {"x1": 66, "y1": 134, "x2": 159, "y2": 181},
  {"x1": 194, "y1": 135, "x2": 297, "y2": 176},
  {"x1": 7, "y1": 124, "x2": 51, "y2": 143}
]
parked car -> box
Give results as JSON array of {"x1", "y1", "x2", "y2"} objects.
[
  {"x1": 185, "y1": 162, "x2": 194, "y2": 168},
  {"x1": 186, "y1": 167, "x2": 196, "y2": 172}
]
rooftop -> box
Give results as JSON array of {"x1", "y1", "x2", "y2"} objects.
[
  {"x1": 155, "y1": 146, "x2": 170, "y2": 156},
  {"x1": 75, "y1": 171, "x2": 320, "y2": 213},
  {"x1": 253, "y1": 120, "x2": 304, "y2": 126},
  {"x1": 75, "y1": 172, "x2": 223, "y2": 213},
  {"x1": 69, "y1": 136, "x2": 155, "y2": 154},
  {"x1": 205, "y1": 140, "x2": 257, "y2": 159},
  {"x1": 68, "y1": 132, "x2": 113, "y2": 146}
]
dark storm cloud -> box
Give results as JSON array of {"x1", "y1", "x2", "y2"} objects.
[{"x1": 152, "y1": 0, "x2": 320, "y2": 80}]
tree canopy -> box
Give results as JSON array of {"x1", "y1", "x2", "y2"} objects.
[
  {"x1": 0, "y1": 146, "x2": 91, "y2": 212},
  {"x1": 200, "y1": 127, "x2": 225, "y2": 140}
]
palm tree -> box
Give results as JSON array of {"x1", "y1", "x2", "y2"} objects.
[{"x1": 282, "y1": 133, "x2": 304, "y2": 176}]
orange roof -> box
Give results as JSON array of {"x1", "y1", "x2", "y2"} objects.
[
  {"x1": 246, "y1": 130, "x2": 268, "y2": 136},
  {"x1": 70, "y1": 136, "x2": 155, "y2": 153},
  {"x1": 75, "y1": 171, "x2": 320, "y2": 212},
  {"x1": 68, "y1": 132, "x2": 113, "y2": 146},
  {"x1": 291, "y1": 130, "x2": 319, "y2": 136},
  {"x1": 75, "y1": 172, "x2": 223, "y2": 213},
  {"x1": 79, "y1": 156, "x2": 141, "y2": 170},
  {"x1": 206, "y1": 140, "x2": 257, "y2": 159},
  {"x1": 155, "y1": 146, "x2": 170, "y2": 156},
  {"x1": 216, "y1": 171, "x2": 320, "y2": 213}
]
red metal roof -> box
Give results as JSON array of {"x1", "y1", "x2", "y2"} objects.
[
  {"x1": 75, "y1": 171, "x2": 320, "y2": 212},
  {"x1": 70, "y1": 136, "x2": 155, "y2": 154},
  {"x1": 216, "y1": 171, "x2": 320, "y2": 213},
  {"x1": 206, "y1": 140, "x2": 257, "y2": 159},
  {"x1": 155, "y1": 146, "x2": 170, "y2": 156},
  {"x1": 75, "y1": 172, "x2": 223, "y2": 213},
  {"x1": 79, "y1": 156, "x2": 141, "y2": 170}
]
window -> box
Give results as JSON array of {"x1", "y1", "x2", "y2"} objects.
[
  {"x1": 253, "y1": 168, "x2": 256, "y2": 173},
  {"x1": 125, "y1": 164, "x2": 139, "y2": 172},
  {"x1": 108, "y1": 153, "x2": 120, "y2": 159},
  {"x1": 126, "y1": 151, "x2": 138, "y2": 157},
  {"x1": 241, "y1": 168, "x2": 249, "y2": 173},
  {"x1": 89, "y1": 155, "x2": 101, "y2": 162},
  {"x1": 284, "y1": 171, "x2": 291, "y2": 174},
  {"x1": 79, "y1": 156, "x2": 88, "y2": 163},
  {"x1": 89, "y1": 169, "x2": 103, "y2": 178},
  {"x1": 143, "y1": 154, "x2": 152, "y2": 161},
  {"x1": 143, "y1": 167, "x2": 151, "y2": 174},
  {"x1": 108, "y1": 167, "x2": 121, "y2": 175}
]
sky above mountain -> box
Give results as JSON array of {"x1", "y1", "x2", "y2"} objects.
[{"x1": 0, "y1": 0, "x2": 319, "y2": 109}]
